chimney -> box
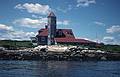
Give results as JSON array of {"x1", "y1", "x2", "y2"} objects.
[{"x1": 45, "y1": 25, "x2": 48, "y2": 29}]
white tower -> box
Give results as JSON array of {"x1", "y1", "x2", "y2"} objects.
[{"x1": 47, "y1": 12, "x2": 56, "y2": 45}]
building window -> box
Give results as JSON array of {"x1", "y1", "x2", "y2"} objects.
[
  {"x1": 59, "y1": 31, "x2": 62, "y2": 36},
  {"x1": 66, "y1": 31, "x2": 72, "y2": 35},
  {"x1": 41, "y1": 37, "x2": 45, "y2": 42}
]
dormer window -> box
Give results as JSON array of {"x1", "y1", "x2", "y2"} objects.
[
  {"x1": 59, "y1": 31, "x2": 62, "y2": 36},
  {"x1": 66, "y1": 31, "x2": 72, "y2": 35}
]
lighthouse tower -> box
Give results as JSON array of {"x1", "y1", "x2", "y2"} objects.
[{"x1": 47, "y1": 12, "x2": 56, "y2": 45}]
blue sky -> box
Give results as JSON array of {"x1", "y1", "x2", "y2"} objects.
[{"x1": 0, "y1": 0, "x2": 120, "y2": 45}]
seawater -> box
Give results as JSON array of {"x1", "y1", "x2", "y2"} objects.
[{"x1": 0, "y1": 61, "x2": 120, "y2": 77}]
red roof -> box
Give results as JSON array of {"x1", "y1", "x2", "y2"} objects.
[
  {"x1": 38, "y1": 29, "x2": 48, "y2": 36},
  {"x1": 56, "y1": 29, "x2": 75, "y2": 38},
  {"x1": 55, "y1": 38, "x2": 95, "y2": 44},
  {"x1": 37, "y1": 28, "x2": 75, "y2": 38}
]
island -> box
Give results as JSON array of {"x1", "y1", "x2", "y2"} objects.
[{"x1": 0, "y1": 40, "x2": 120, "y2": 61}]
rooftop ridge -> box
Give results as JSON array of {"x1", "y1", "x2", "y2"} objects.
[{"x1": 48, "y1": 11, "x2": 56, "y2": 17}]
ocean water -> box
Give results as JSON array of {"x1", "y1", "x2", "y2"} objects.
[{"x1": 0, "y1": 61, "x2": 120, "y2": 77}]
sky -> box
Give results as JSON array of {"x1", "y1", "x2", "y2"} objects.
[{"x1": 0, "y1": 0, "x2": 120, "y2": 45}]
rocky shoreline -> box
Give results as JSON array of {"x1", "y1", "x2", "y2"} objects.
[{"x1": 0, "y1": 46, "x2": 120, "y2": 61}]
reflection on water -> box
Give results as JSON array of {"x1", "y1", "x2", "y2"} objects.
[{"x1": 0, "y1": 61, "x2": 120, "y2": 77}]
